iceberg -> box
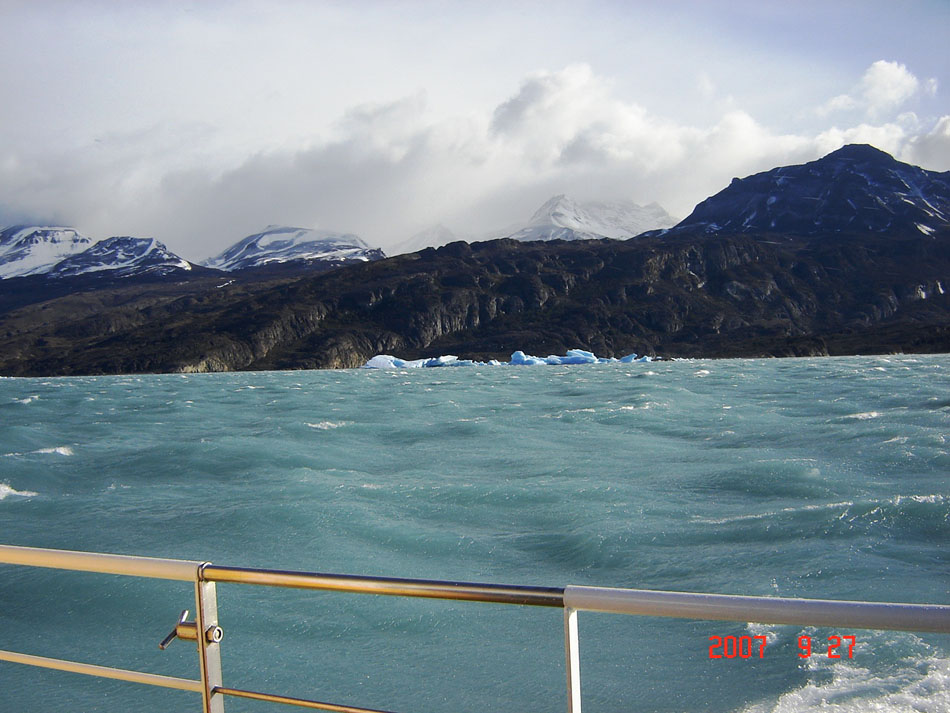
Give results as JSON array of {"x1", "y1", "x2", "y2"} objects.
[{"x1": 362, "y1": 349, "x2": 653, "y2": 369}]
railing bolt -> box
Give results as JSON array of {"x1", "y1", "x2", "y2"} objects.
[{"x1": 159, "y1": 610, "x2": 223, "y2": 650}]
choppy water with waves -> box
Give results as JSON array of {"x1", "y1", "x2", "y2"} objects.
[{"x1": 1, "y1": 355, "x2": 948, "y2": 713}]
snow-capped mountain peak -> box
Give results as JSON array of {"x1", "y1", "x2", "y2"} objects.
[
  {"x1": 508, "y1": 195, "x2": 677, "y2": 242},
  {"x1": 48, "y1": 237, "x2": 193, "y2": 279},
  {"x1": 0, "y1": 225, "x2": 94, "y2": 278},
  {"x1": 205, "y1": 225, "x2": 385, "y2": 272},
  {"x1": 673, "y1": 144, "x2": 950, "y2": 236}
]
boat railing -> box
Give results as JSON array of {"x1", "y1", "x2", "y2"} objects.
[{"x1": 2, "y1": 543, "x2": 949, "y2": 712}]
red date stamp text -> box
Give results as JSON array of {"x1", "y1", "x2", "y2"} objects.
[{"x1": 708, "y1": 635, "x2": 856, "y2": 659}]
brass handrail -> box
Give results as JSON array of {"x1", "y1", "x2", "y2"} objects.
[{"x1": 201, "y1": 564, "x2": 565, "y2": 606}]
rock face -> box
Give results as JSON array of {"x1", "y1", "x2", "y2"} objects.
[
  {"x1": 671, "y1": 144, "x2": 950, "y2": 236},
  {"x1": 204, "y1": 225, "x2": 385, "y2": 272},
  {"x1": 0, "y1": 226, "x2": 94, "y2": 278},
  {"x1": 506, "y1": 195, "x2": 677, "y2": 242}
]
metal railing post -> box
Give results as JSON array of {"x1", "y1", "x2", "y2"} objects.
[
  {"x1": 195, "y1": 566, "x2": 225, "y2": 713},
  {"x1": 564, "y1": 607, "x2": 581, "y2": 713}
]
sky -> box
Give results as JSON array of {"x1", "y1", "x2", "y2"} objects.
[{"x1": 1, "y1": 0, "x2": 948, "y2": 260}]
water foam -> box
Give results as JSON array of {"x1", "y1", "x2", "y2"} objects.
[
  {"x1": 3, "y1": 446, "x2": 75, "y2": 457},
  {"x1": 739, "y1": 655, "x2": 950, "y2": 712},
  {"x1": 306, "y1": 421, "x2": 348, "y2": 430},
  {"x1": 34, "y1": 446, "x2": 75, "y2": 456},
  {"x1": 0, "y1": 483, "x2": 38, "y2": 500}
]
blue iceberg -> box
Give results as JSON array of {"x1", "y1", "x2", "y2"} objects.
[{"x1": 362, "y1": 349, "x2": 653, "y2": 369}]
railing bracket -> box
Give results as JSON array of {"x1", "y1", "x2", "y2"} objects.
[{"x1": 159, "y1": 609, "x2": 224, "y2": 650}]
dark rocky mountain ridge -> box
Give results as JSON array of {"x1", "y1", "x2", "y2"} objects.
[
  {"x1": 0, "y1": 226, "x2": 946, "y2": 376},
  {"x1": 666, "y1": 144, "x2": 950, "y2": 236}
]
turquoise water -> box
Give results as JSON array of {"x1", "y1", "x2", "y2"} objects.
[{"x1": 1, "y1": 355, "x2": 948, "y2": 712}]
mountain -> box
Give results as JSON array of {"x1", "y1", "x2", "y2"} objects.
[
  {"x1": 1, "y1": 145, "x2": 949, "y2": 376},
  {"x1": 1, "y1": 228, "x2": 947, "y2": 376},
  {"x1": 505, "y1": 195, "x2": 677, "y2": 242},
  {"x1": 390, "y1": 224, "x2": 464, "y2": 256},
  {"x1": 0, "y1": 226, "x2": 94, "y2": 278},
  {"x1": 204, "y1": 225, "x2": 385, "y2": 272},
  {"x1": 670, "y1": 144, "x2": 950, "y2": 236},
  {"x1": 390, "y1": 197, "x2": 677, "y2": 255},
  {"x1": 47, "y1": 237, "x2": 195, "y2": 279}
]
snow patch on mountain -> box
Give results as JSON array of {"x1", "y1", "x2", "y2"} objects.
[
  {"x1": 48, "y1": 237, "x2": 192, "y2": 278},
  {"x1": 205, "y1": 225, "x2": 385, "y2": 271},
  {"x1": 0, "y1": 226, "x2": 94, "y2": 278},
  {"x1": 505, "y1": 195, "x2": 677, "y2": 242}
]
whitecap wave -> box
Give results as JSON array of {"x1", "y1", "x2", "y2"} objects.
[
  {"x1": 0, "y1": 483, "x2": 39, "y2": 500},
  {"x1": 307, "y1": 421, "x2": 348, "y2": 430},
  {"x1": 34, "y1": 446, "x2": 75, "y2": 456},
  {"x1": 738, "y1": 654, "x2": 950, "y2": 712},
  {"x1": 845, "y1": 411, "x2": 882, "y2": 420},
  {"x1": 2, "y1": 446, "x2": 75, "y2": 457},
  {"x1": 693, "y1": 501, "x2": 856, "y2": 525}
]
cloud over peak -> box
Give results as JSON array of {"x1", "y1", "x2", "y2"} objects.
[{"x1": 1, "y1": 59, "x2": 947, "y2": 261}]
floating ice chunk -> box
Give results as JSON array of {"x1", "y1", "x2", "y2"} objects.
[
  {"x1": 363, "y1": 348, "x2": 658, "y2": 368},
  {"x1": 362, "y1": 355, "x2": 426, "y2": 369},
  {"x1": 423, "y1": 355, "x2": 459, "y2": 367},
  {"x1": 362, "y1": 355, "x2": 398, "y2": 369},
  {"x1": 557, "y1": 349, "x2": 597, "y2": 364},
  {"x1": 509, "y1": 351, "x2": 546, "y2": 365}
]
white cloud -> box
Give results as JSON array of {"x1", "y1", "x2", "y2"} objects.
[
  {"x1": 819, "y1": 60, "x2": 936, "y2": 118},
  {"x1": 904, "y1": 115, "x2": 950, "y2": 170},
  {"x1": 861, "y1": 60, "x2": 921, "y2": 114},
  {"x1": 0, "y1": 62, "x2": 947, "y2": 259}
]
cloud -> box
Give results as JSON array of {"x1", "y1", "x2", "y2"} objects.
[
  {"x1": 1, "y1": 62, "x2": 947, "y2": 260},
  {"x1": 819, "y1": 60, "x2": 935, "y2": 118},
  {"x1": 861, "y1": 60, "x2": 921, "y2": 113},
  {"x1": 904, "y1": 115, "x2": 950, "y2": 170}
]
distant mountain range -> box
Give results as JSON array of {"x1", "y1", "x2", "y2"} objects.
[
  {"x1": 1, "y1": 144, "x2": 948, "y2": 375},
  {"x1": 1, "y1": 194, "x2": 677, "y2": 280},
  {"x1": 0, "y1": 226, "x2": 200, "y2": 280},
  {"x1": 0, "y1": 224, "x2": 387, "y2": 282}
]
